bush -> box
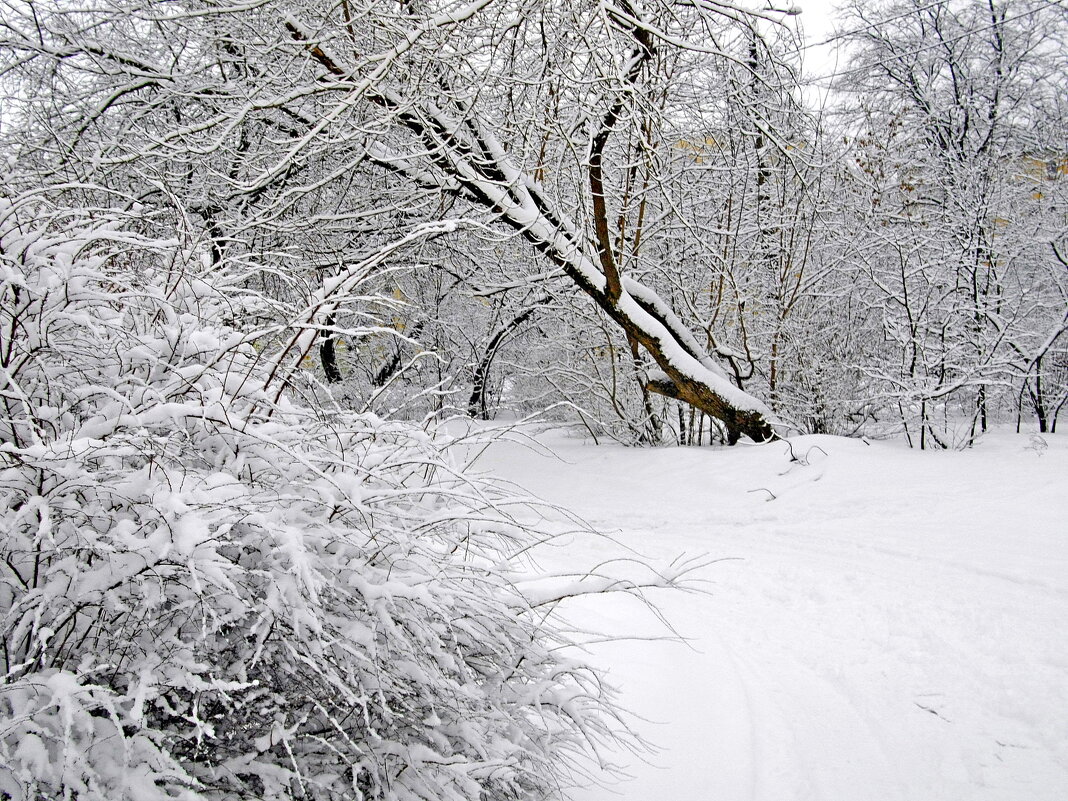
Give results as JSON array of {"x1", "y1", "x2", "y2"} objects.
[{"x1": 0, "y1": 195, "x2": 628, "y2": 800}]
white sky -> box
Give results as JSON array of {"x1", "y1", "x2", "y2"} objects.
[
  {"x1": 793, "y1": 0, "x2": 840, "y2": 39},
  {"x1": 791, "y1": 0, "x2": 850, "y2": 79},
  {"x1": 787, "y1": 0, "x2": 853, "y2": 108}
]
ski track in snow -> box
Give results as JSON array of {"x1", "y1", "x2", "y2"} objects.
[{"x1": 469, "y1": 428, "x2": 1068, "y2": 801}]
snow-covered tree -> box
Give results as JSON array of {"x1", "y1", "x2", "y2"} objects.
[
  {"x1": 0, "y1": 0, "x2": 801, "y2": 443},
  {"x1": 832, "y1": 0, "x2": 1068, "y2": 445},
  {"x1": 0, "y1": 191, "x2": 680, "y2": 799}
]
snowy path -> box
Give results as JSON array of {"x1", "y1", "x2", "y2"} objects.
[{"x1": 471, "y1": 429, "x2": 1068, "y2": 801}]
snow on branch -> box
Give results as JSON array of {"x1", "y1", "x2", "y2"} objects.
[{"x1": 0, "y1": 195, "x2": 654, "y2": 801}]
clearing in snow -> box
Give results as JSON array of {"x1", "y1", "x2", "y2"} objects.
[{"x1": 470, "y1": 427, "x2": 1068, "y2": 801}]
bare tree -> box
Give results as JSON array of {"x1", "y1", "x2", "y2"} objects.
[
  {"x1": 1, "y1": 0, "x2": 798, "y2": 442},
  {"x1": 834, "y1": 0, "x2": 1068, "y2": 446}
]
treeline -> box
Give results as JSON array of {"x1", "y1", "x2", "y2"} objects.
[{"x1": 5, "y1": 1, "x2": 1064, "y2": 450}]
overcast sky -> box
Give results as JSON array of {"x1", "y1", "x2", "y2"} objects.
[
  {"x1": 792, "y1": 0, "x2": 849, "y2": 79},
  {"x1": 786, "y1": 0, "x2": 854, "y2": 106}
]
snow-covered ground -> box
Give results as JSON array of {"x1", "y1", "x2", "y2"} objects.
[{"x1": 469, "y1": 427, "x2": 1068, "y2": 801}]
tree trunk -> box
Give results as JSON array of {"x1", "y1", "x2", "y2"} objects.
[
  {"x1": 468, "y1": 307, "x2": 538, "y2": 419},
  {"x1": 320, "y1": 315, "x2": 343, "y2": 384}
]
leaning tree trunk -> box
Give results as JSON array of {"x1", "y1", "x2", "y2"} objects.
[{"x1": 287, "y1": 10, "x2": 778, "y2": 444}]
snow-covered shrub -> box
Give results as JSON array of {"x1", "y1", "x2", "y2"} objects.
[{"x1": 0, "y1": 195, "x2": 627, "y2": 800}]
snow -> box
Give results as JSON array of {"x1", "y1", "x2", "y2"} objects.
[
  {"x1": 469, "y1": 426, "x2": 1068, "y2": 801},
  {"x1": 621, "y1": 277, "x2": 730, "y2": 382}
]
